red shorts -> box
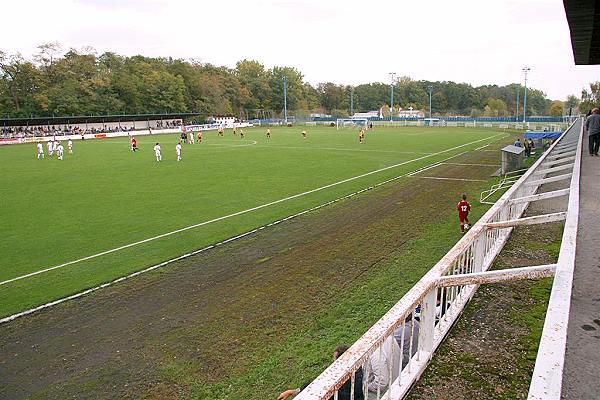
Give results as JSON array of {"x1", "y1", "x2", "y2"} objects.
[{"x1": 459, "y1": 213, "x2": 469, "y2": 222}]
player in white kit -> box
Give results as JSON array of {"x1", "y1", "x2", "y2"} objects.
[
  {"x1": 68, "y1": 139, "x2": 73, "y2": 154},
  {"x1": 47, "y1": 140, "x2": 54, "y2": 156},
  {"x1": 36, "y1": 143, "x2": 45, "y2": 159},
  {"x1": 56, "y1": 142, "x2": 64, "y2": 160},
  {"x1": 176, "y1": 142, "x2": 182, "y2": 161},
  {"x1": 154, "y1": 142, "x2": 162, "y2": 162}
]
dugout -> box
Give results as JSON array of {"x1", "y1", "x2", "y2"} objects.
[
  {"x1": 524, "y1": 130, "x2": 563, "y2": 150},
  {"x1": 500, "y1": 145, "x2": 525, "y2": 174}
]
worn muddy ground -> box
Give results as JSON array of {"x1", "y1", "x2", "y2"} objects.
[
  {"x1": 406, "y1": 178, "x2": 566, "y2": 400},
  {"x1": 0, "y1": 139, "x2": 511, "y2": 399}
]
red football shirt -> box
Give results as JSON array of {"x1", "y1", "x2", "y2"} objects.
[{"x1": 457, "y1": 200, "x2": 471, "y2": 216}]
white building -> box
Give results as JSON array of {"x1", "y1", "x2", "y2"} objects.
[
  {"x1": 398, "y1": 109, "x2": 425, "y2": 118},
  {"x1": 210, "y1": 116, "x2": 237, "y2": 128},
  {"x1": 353, "y1": 111, "x2": 380, "y2": 119}
]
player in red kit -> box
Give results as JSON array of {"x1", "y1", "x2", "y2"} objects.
[
  {"x1": 457, "y1": 193, "x2": 471, "y2": 233},
  {"x1": 130, "y1": 137, "x2": 138, "y2": 152}
]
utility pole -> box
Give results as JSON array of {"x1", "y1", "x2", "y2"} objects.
[
  {"x1": 350, "y1": 86, "x2": 354, "y2": 116},
  {"x1": 389, "y1": 72, "x2": 396, "y2": 121},
  {"x1": 283, "y1": 76, "x2": 288, "y2": 124},
  {"x1": 427, "y1": 85, "x2": 433, "y2": 120},
  {"x1": 522, "y1": 67, "x2": 530, "y2": 123},
  {"x1": 515, "y1": 84, "x2": 520, "y2": 122}
]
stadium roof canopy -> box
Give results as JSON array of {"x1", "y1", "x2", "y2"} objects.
[
  {"x1": 0, "y1": 112, "x2": 202, "y2": 127},
  {"x1": 564, "y1": 0, "x2": 600, "y2": 64}
]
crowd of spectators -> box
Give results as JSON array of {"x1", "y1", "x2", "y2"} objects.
[{"x1": 0, "y1": 120, "x2": 182, "y2": 139}]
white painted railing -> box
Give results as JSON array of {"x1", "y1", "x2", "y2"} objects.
[
  {"x1": 295, "y1": 119, "x2": 582, "y2": 400},
  {"x1": 527, "y1": 121, "x2": 582, "y2": 399}
]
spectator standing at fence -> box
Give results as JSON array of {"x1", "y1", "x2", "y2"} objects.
[
  {"x1": 457, "y1": 193, "x2": 471, "y2": 234},
  {"x1": 585, "y1": 108, "x2": 600, "y2": 156},
  {"x1": 513, "y1": 138, "x2": 522, "y2": 147},
  {"x1": 36, "y1": 142, "x2": 44, "y2": 159},
  {"x1": 523, "y1": 138, "x2": 531, "y2": 157},
  {"x1": 365, "y1": 335, "x2": 401, "y2": 399},
  {"x1": 276, "y1": 345, "x2": 364, "y2": 400},
  {"x1": 393, "y1": 313, "x2": 420, "y2": 367}
]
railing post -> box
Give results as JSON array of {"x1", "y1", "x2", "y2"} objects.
[
  {"x1": 417, "y1": 288, "x2": 437, "y2": 359},
  {"x1": 472, "y1": 234, "x2": 486, "y2": 273}
]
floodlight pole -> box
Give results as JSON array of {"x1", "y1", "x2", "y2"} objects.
[
  {"x1": 522, "y1": 67, "x2": 530, "y2": 123},
  {"x1": 389, "y1": 72, "x2": 396, "y2": 121},
  {"x1": 515, "y1": 84, "x2": 520, "y2": 122},
  {"x1": 427, "y1": 85, "x2": 433, "y2": 119},
  {"x1": 283, "y1": 76, "x2": 288, "y2": 124},
  {"x1": 350, "y1": 86, "x2": 354, "y2": 116}
]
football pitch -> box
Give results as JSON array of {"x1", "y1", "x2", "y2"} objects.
[{"x1": 0, "y1": 126, "x2": 507, "y2": 319}]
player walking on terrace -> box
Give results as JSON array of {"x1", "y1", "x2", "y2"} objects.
[
  {"x1": 176, "y1": 141, "x2": 182, "y2": 161},
  {"x1": 457, "y1": 193, "x2": 471, "y2": 234},
  {"x1": 36, "y1": 142, "x2": 44, "y2": 159},
  {"x1": 154, "y1": 142, "x2": 162, "y2": 162}
]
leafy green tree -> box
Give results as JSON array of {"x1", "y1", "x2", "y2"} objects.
[
  {"x1": 580, "y1": 82, "x2": 600, "y2": 114},
  {"x1": 549, "y1": 100, "x2": 564, "y2": 116},
  {"x1": 484, "y1": 98, "x2": 508, "y2": 117},
  {"x1": 564, "y1": 94, "x2": 579, "y2": 115},
  {"x1": 0, "y1": 43, "x2": 563, "y2": 120}
]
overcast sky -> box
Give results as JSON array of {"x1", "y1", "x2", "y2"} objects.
[{"x1": 1, "y1": 0, "x2": 598, "y2": 100}]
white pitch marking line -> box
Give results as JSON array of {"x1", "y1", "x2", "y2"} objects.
[
  {"x1": 442, "y1": 162, "x2": 501, "y2": 167},
  {"x1": 0, "y1": 133, "x2": 505, "y2": 287},
  {"x1": 197, "y1": 140, "x2": 258, "y2": 147},
  {"x1": 254, "y1": 144, "x2": 433, "y2": 155},
  {"x1": 0, "y1": 134, "x2": 505, "y2": 324},
  {"x1": 410, "y1": 176, "x2": 487, "y2": 182}
]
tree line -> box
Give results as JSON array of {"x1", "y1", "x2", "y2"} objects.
[{"x1": 0, "y1": 43, "x2": 584, "y2": 121}]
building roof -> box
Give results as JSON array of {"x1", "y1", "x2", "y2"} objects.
[
  {"x1": 0, "y1": 113, "x2": 201, "y2": 127},
  {"x1": 564, "y1": 0, "x2": 600, "y2": 64},
  {"x1": 501, "y1": 145, "x2": 526, "y2": 155}
]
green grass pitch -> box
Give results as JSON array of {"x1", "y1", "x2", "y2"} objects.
[{"x1": 0, "y1": 125, "x2": 506, "y2": 318}]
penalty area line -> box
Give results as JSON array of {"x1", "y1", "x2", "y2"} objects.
[
  {"x1": 0, "y1": 133, "x2": 505, "y2": 324},
  {"x1": 0, "y1": 133, "x2": 505, "y2": 289}
]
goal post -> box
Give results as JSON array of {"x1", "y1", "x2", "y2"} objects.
[{"x1": 335, "y1": 118, "x2": 369, "y2": 130}]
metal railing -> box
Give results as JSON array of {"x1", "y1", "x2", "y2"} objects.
[
  {"x1": 479, "y1": 168, "x2": 527, "y2": 204},
  {"x1": 295, "y1": 118, "x2": 582, "y2": 400}
]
